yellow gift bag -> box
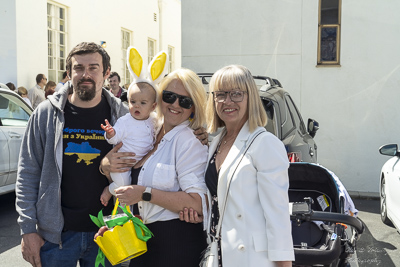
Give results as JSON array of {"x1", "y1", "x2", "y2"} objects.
[{"x1": 90, "y1": 199, "x2": 153, "y2": 266}]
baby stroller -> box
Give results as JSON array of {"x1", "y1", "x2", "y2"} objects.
[{"x1": 288, "y1": 163, "x2": 364, "y2": 267}]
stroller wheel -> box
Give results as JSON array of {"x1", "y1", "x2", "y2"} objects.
[{"x1": 380, "y1": 178, "x2": 392, "y2": 225}]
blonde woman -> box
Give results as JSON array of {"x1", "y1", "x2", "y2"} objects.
[
  {"x1": 182, "y1": 65, "x2": 294, "y2": 267},
  {"x1": 17, "y1": 86, "x2": 32, "y2": 107},
  {"x1": 113, "y1": 68, "x2": 209, "y2": 267}
]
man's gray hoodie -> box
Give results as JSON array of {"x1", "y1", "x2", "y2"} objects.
[{"x1": 15, "y1": 82, "x2": 128, "y2": 245}]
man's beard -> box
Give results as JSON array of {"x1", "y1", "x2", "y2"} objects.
[{"x1": 75, "y1": 78, "x2": 97, "y2": 101}]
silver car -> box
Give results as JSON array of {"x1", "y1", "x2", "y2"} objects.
[{"x1": 0, "y1": 87, "x2": 32, "y2": 195}]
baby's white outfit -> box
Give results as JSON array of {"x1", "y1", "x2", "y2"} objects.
[{"x1": 105, "y1": 112, "x2": 158, "y2": 195}]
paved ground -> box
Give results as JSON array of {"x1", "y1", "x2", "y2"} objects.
[
  {"x1": 352, "y1": 198, "x2": 400, "y2": 266},
  {"x1": 1, "y1": 193, "x2": 399, "y2": 266}
]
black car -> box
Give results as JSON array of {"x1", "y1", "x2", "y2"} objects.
[{"x1": 198, "y1": 73, "x2": 319, "y2": 163}]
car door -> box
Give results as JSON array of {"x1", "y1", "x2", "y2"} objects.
[
  {"x1": 388, "y1": 157, "x2": 400, "y2": 229},
  {"x1": 0, "y1": 91, "x2": 31, "y2": 194},
  {"x1": 283, "y1": 94, "x2": 317, "y2": 163},
  {"x1": 0, "y1": 127, "x2": 10, "y2": 190}
]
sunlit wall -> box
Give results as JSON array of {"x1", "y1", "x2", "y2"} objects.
[{"x1": 182, "y1": 0, "x2": 400, "y2": 196}]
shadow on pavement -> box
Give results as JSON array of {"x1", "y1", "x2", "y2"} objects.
[
  {"x1": 356, "y1": 218, "x2": 397, "y2": 266},
  {"x1": 353, "y1": 198, "x2": 398, "y2": 266},
  {"x1": 0, "y1": 192, "x2": 22, "y2": 254}
]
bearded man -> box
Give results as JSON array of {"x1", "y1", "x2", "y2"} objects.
[{"x1": 15, "y1": 42, "x2": 130, "y2": 267}]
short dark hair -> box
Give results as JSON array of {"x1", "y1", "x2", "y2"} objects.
[
  {"x1": 66, "y1": 42, "x2": 111, "y2": 76},
  {"x1": 62, "y1": 71, "x2": 68, "y2": 79},
  {"x1": 109, "y1": 72, "x2": 121, "y2": 82},
  {"x1": 6, "y1": 82, "x2": 16, "y2": 91},
  {"x1": 36, "y1": 74, "x2": 45, "y2": 84}
]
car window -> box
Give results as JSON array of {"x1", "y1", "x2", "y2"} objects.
[
  {"x1": 0, "y1": 95, "x2": 30, "y2": 126},
  {"x1": 281, "y1": 97, "x2": 295, "y2": 139},
  {"x1": 261, "y1": 98, "x2": 277, "y2": 136},
  {"x1": 285, "y1": 95, "x2": 307, "y2": 135}
]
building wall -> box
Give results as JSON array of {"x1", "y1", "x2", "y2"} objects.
[
  {"x1": 160, "y1": 0, "x2": 182, "y2": 69},
  {"x1": 182, "y1": 0, "x2": 400, "y2": 195},
  {"x1": 15, "y1": 0, "x2": 48, "y2": 90},
  {"x1": 0, "y1": 0, "x2": 18, "y2": 86},
  {"x1": 0, "y1": 0, "x2": 181, "y2": 89}
]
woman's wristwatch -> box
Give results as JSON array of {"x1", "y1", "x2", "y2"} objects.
[{"x1": 142, "y1": 187, "x2": 152, "y2": 201}]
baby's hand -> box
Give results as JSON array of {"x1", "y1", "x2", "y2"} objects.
[{"x1": 101, "y1": 119, "x2": 115, "y2": 138}]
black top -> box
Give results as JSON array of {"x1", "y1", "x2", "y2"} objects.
[
  {"x1": 131, "y1": 167, "x2": 142, "y2": 215},
  {"x1": 205, "y1": 149, "x2": 219, "y2": 196},
  {"x1": 61, "y1": 95, "x2": 113, "y2": 231},
  {"x1": 205, "y1": 147, "x2": 223, "y2": 266}
]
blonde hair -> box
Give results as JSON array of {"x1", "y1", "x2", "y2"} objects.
[
  {"x1": 206, "y1": 65, "x2": 267, "y2": 133},
  {"x1": 157, "y1": 69, "x2": 207, "y2": 130},
  {"x1": 17, "y1": 86, "x2": 28, "y2": 96}
]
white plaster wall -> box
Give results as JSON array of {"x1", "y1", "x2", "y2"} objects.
[
  {"x1": 14, "y1": 0, "x2": 48, "y2": 89},
  {"x1": 301, "y1": 0, "x2": 400, "y2": 194},
  {"x1": 0, "y1": 0, "x2": 18, "y2": 86},
  {"x1": 159, "y1": 0, "x2": 181, "y2": 70},
  {"x1": 182, "y1": 0, "x2": 303, "y2": 102},
  {"x1": 0, "y1": 0, "x2": 180, "y2": 89},
  {"x1": 58, "y1": 0, "x2": 160, "y2": 76},
  {"x1": 182, "y1": 0, "x2": 400, "y2": 194}
]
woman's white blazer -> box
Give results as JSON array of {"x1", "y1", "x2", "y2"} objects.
[{"x1": 206, "y1": 122, "x2": 295, "y2": 266}]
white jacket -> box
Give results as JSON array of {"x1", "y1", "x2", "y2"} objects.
[{"x1": 206, "y1": 122, "x2": 294, "y2": 266}]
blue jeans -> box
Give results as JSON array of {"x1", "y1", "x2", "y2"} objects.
[{"x1": 40, "y1": 230, "x2": 118, "y2": 267}]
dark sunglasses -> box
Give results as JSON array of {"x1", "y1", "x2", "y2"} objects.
[{"x1": 162, "y1": 90, "x2": 194, "y2": 109}]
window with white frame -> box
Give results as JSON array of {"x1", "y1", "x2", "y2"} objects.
[
  {"x1": 148, "y1": 38, "x2": 156, "y2": 64},
  {"x1": 47, "y1": 2, "x2": 67, "y2": 82},
  {"x1": 168, "y1": 46, "x2": 175, "y2": 72},
  {"x1": 317, "y1": 0, "x2": 341, "y2": 65},
  {"x1": 121, "y1": 29, "x2": 132, "y2": 86}
]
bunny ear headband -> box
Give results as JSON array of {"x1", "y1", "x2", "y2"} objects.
[{"x1": 126, "y1": 46, "x2": 168, "y2": 94}]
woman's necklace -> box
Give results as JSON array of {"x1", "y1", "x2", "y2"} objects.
[
  {"x1": 210, "y1": 133, "x2": 237, "y2": 166},
  {"x1": 217, "y1": 134, "x2": 236, "y2": 154}
]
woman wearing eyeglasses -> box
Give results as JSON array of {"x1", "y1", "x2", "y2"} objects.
[
  {"x1": 113, "y1": 68, "x2": 208, "y2": 267},
  {"x1": 181, "y1": 65, "x2": 294, "y2": 267}
]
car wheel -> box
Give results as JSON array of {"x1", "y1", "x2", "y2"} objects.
[{"x1": 380, "y1": 177, "x2": 392, "y2": 225}]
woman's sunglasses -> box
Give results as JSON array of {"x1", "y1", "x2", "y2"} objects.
[{"x1": 162, "y1": 90, "x2": 194, "y2": 109}]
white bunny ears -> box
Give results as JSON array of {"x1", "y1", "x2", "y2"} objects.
[{"x1": 126, "y1": 46, "x2": 168, "y2": 93}]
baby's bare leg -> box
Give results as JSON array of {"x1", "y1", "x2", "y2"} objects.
[{"x1": 100, "y1": 186, "x2": 113, "y2": 206}]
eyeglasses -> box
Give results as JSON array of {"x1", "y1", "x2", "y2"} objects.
[
  {"x1": 212, "y1": 90, "x2": 247, "y2": 103},
  {"x1": 162, "y1": 90, "x2": 194, "y2": 109}
]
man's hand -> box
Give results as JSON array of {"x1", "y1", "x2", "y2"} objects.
[
  {"x1": 193, "y1": 127, "x2": 208, "y2": 146},
  {"x1": 21, "y1": 233, "x2": 44, "y2": 267},
  {"x1": 179, "y1": 208, "x2": 203, "y2": 224},
  {"x1": 101, "y1": 143, "x2": 136, "y2": 177}
]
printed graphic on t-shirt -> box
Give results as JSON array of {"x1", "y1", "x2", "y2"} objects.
[
  {"x1": 63, "y1": 127, "x2": 106, "y2": 165},
  {"x1": 64, "y1": 142, "x2": 100, "y2": 165}
]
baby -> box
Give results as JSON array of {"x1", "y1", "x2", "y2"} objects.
[{"x1": 100, "y1": 82, "x2": 158, "y2": 206}]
